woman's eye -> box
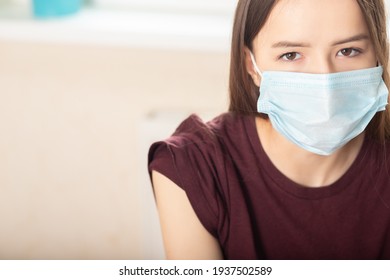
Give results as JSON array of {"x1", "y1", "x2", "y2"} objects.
[
  {"x1": 337, "y1": 48, "x2": 361, "y2": 57},
  {"x1": 279, "y1": 52, "x2": 301, "y2": 61}
]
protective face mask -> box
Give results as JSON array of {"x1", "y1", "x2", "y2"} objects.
[{"x1": 249, "y1": 52, "x2": 389, "y2": 156}]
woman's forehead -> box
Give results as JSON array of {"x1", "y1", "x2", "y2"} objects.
[{"x1": 255, "y1": 0, "x2": 370, "y2": 47}]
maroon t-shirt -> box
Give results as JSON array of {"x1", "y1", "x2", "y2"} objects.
[{"x1": 148, "y1": 112, "x2": 390, "y2": 259}]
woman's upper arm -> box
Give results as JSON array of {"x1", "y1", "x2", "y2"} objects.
[{"x1": 152, "y1": 171, "x2": 224, "y2": 260}]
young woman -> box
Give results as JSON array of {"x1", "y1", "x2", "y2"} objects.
[{"x1": 148, "y1": 0, "x2": 390, "y2": 259}]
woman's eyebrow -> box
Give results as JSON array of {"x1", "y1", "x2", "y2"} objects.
[
  {"x1": 271, "y1": 34, "x2": 370, "y2": 48},
  {"x1": 271, "y1": 41, "x2": 310, "y2": 48},
  {"x1": 331, "y1": 34, "x2": 370, "y2": 45}
]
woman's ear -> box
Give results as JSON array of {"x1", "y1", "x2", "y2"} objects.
[{"x1": 244, "y1": 47, "x2": 261, "y2": 87}]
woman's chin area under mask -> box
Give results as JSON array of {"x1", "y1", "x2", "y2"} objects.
[{"x1": 256, "y1": 117, "x2": 365, "y2": 188}]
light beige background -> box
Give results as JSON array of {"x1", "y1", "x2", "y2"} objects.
[{"x1": 0, "y1": 40, "x2": 228, "y2": 259}]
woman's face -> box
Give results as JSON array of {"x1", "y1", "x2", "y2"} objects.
[{"x1": 248, "y1": 0, "x2": 377, "y2": 85}]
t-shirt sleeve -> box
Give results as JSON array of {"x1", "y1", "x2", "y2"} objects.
[{"x1": 148, "y1": 114, "x2": 225, "y2": 239}]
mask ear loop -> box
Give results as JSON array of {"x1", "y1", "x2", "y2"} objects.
[{"x1": 249, "y1": 51, "x2": 263, "y2": 79}]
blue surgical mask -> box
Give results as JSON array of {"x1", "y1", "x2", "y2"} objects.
[{"x1": 250, "y1": 52, "x2": 389, "y2": 155}]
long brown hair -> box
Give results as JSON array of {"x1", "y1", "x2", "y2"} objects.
[{"x1": 228, "y1": 0, "x2": 390, "y2": 143}]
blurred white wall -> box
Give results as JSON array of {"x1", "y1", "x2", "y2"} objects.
[{"x1": 0, "y1": 2, "x2": 230, "y2": 259}]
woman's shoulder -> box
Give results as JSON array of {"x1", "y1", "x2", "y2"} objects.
[
  {"x1": 148, "y1": 112, "x2": 253, "y2": 238},
  {"x1": 164, "y1": 111, "x2": 252, "y2": 147},
  {"x1": 148, "y1": 111, "x2": 255, "y2": 189}
]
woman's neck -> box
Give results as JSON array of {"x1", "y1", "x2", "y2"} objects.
[{"x1": 255, "y1": 117, "x2": 364, "y2": 187}]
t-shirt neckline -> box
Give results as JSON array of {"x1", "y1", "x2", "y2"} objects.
[{"x1": 244, "y1": 115, "x2": 368, "y2": 200}]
